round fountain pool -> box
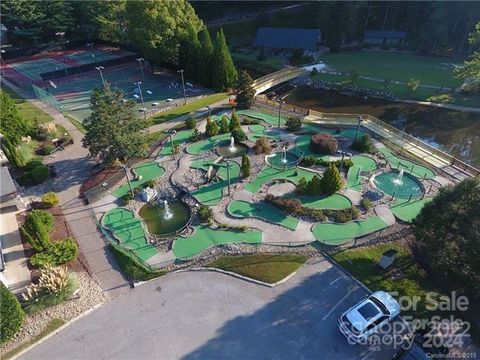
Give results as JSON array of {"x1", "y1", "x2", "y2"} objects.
[
  {"x1": 373, "y1": 171, "x2": 423, "y2": 199},
  {"x1": 267, "y1": 151, "x2": 300, "y2": 169},
  {"x1": 139, "y1": 200, "x2": 190, "y2": 237},
  {"x1": 216, "y1": 141, "x2": 249, "y2": 158}
]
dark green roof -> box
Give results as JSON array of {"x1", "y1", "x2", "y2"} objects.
[{"x1": 254, "y1": 27, "x2": 320, "y2": 51}]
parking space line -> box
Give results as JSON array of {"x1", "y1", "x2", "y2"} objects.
[
  {"x1": 329, "y1": 275, "x2": 346, "y2": 285},
  {"x1": 322, "y1": 285, "x2": 358, "y2": 321}
]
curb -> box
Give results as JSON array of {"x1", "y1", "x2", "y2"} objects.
[{"x1": 10, "y1": 302, "x2": 104, "y2": 360}]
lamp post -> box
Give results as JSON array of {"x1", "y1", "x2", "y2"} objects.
[
  {"x1": 135, "y1": 81, "x2": 146, "y2": 119},
  {"x1": 136, "y1": 57, "x2": 145, "y2": 81},
  {"x1": 277, "y1": 99, "x2": 285, "y2": 128},
  {"x1": 0, "y1": 50, "x2": 5, "y2": 76},
  {"x1": 177, "y1": 69, "x2": 187, "y2": 105},
  {"x1": 340, "y1": 151, "x2": 346, "y2": 173},
  {"x1": 122, "y1": 165, "x2": 134, "y2": 197},
  {"x1": 225, "y1": 160, "x2": 231, "y2": 196},
  {"x1": 354, "y1": 115, "x2": 363, "y2": 142},
  {"x1": 95, "y1": 66, "x2": 105, "y2": 88},
  {"x1": 206, "y1": 105, "x2": 211, "y2": 118},
  {"x1": 168, "y1": 130, "x2": 176, "y2": 159}
]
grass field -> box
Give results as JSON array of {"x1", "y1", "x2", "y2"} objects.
[
  {"x1": 207, "y1": 254, "x2": 307, "y2": 284},
  {"x1": 151, "y1": 93, "x2": 228, "y2": 124},
  {"x1": 173, "y1": 225, "x2": 262, "y2": 259},
  {"x1": 321, "y1": 52, "x2": 462, "y2": 88},
  {"x1": 227, "y1": 200, "x2": 299, "y2": 230},
  {"x1": 3, "y1": 88, "x2": 54, "y2": 123}
]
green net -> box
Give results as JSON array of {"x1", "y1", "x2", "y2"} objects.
[{"x1": 31, "y1": 84, "x2": 64, "y2": 113}]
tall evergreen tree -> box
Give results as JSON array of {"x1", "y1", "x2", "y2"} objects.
[
  {"x1": 241, "y1": 154, "x2": 251, "y2": 178},
  {"x1": 204, "y1": 117, "x2": 219, "y2": 137},
  {"x1": 179, "y1": 23, "x2": 201, "y2": 80},
  {"x1": 198, "y1": 27, "x2": 214, "y2": 87},
  {"x1": 236, "y1": 70, "x2": 255, "y2": 109},
  {"x1": 321, "y1": 164, "x2": 342, "y2": 195},
  {"x1": 229, "y1": 109, "x2": 241, "y2": 131},
  {"x1": 211, "y1": 29, "x2": 237, "y2": 91},
  {"x1": 219, "y1": 115, "x2": 230, "y2": 134},
  {"x1": 82, "y1": 84, "x2": 148, "y2": 164}
]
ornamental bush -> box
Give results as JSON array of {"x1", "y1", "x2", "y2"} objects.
[
  {"x1": 219, "y1": 116, "x2": 230, "y2": 134},
  {"x1": 310, "y1": 133, "x2": 338, "y2": 155},
  {"x1": 41, "y1": 192, "x2": 59, "y2": 208},
  {"x1": 231, "y1": 127, "x2": 246, "y2": 143},
  {"x1": 26, "y1": 210, "x2": 55, "y2": 233},
  {"x1": 198, "y1": 205, "x2": 213, "y2": 223},
  {"x1": 254, "y1": 137, "x2": 272, "y2": 154},
  {"x1": 321, "y1": 164, "x2": 342, "y2": 195},
  {"x1": 185, "y1": 117, "x2": 197, "y2": 129},
  {"x1": 334, "y1": 206, "x2": 360, "y2": 223},
  {"x1": 229, "y1": 109, "x2": 241, "y2": 131},
  {"x1": 31, "y1": 164, "x2": 50, "y2": 184},
  {"x1": 21, "y1": 211, "x2": 52, "y2": 252},
  {"x1": 241, "y1": 154, "x2": 251, "y2": 178},
  {"x1": 40, "y1": 144, "x2": 55, "y2": 155},
  {"x1": 30, "y1": 238, "x2": 78, "y2": 267},
  {"x1": 0, "y1": 283, "x2": 25, "y2": 344},
  {"x1": 352, "y1": 134, "x2": 375, "y2": 153},
  {"x1": 285, "y1": 117, "x2": 302, "y2": 132},
  {"x1": 205, "y1": 117, "x2": 219, "y2": 137}
]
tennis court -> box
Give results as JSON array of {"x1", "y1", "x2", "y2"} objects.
[{"x1": 9, "y1": 58, "x2": 69, "y2": 81}]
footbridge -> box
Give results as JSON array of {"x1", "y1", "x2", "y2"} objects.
[{"x1": 253, "y1": 67, "x2": 307, "y2": 95}]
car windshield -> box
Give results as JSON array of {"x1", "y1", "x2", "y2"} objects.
[
  {"x1": 370, "y1": 296, "x2": 390, "y2": 316},
  {"x1": 357, "y1": 302, "x2": 380, "y2": 322}
]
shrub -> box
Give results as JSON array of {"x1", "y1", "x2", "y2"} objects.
[
  {"x1": 254, "y1": 137, "x2": 272, "y2": 154},
  {"x1": 122, "y1": 192, "x2": 134, "y2": 205},
  {"x1": 205, "y1": 117, "x2": 219, "y2": 137},
  {"x1": 22, "y1": 212, "x2": 52, "y2": 252},
  {"x1": 361, "y1": 197, "x2": 372, "y2": 211},
  {"x1": 219, "y1": 115, "x2": 230, "y2": 133},
  {"x1": 142, "y1": 179, "x2": 156, "y2": 189},
  {"x1": 41, "y1": 192, "x2": 59, "y2": 208},
  {"x1": 26, "y1": 210, "x2": 54, "y2": 233},
  {"x1": 265, "y1": 194, "x2": 325, "y2": 222},
  {"x1": 321, "y1": 164, "x2": 342, "y2": 195},
  {"x1": 109, "y1": 244, "x2": 164, "y2": 281},
  {"x1": 352, "y1": 134, "x2": 375, "y2": 153},
  {"x1": 300, "y1": 156, "x2": 353, "y2": 170},
  {"x1": 31, "y1": 164, "x2": 50, "y2": 184},
  {"x1": 189, "y1": 128, "x2": 202, "y2": 142},
  {"x1": 0, "y1": 283, "x2": 25, "y2": 344},
  {"x1": 229, "y1": 109, "x2": 241, "y2": 131},
  {"x1": 310, "y1": 133, "x2": 338, "y2": 155},
  {"x1": 30, "y1": 238, "x2": 78, "y2": 267},
  {"x1": 198, "y1": 205, "x2": 213, "y2": 223},
  {"x1": 334, "y1": 206, "x2": 360, "y2": 223},
  {"x1": 308, "y1": 175, "x2": 323, "y2": 195},
  {"x1": 40, "y1": 144, "x2": 55, "y2": 155},
  {"x1": 24, "y1": 159, "x2": 43, "y2": 171},
  {"x1": 185, "y1": 117, "x2": 197, "y2": 129},
  {"x1": 241, "y1": 154, "x2": 251, "y2": 178},
  {"x1": 231, "y1": 127, "x2": 246, "y2": 143},
  {"x1": 311, "y1": 67, "x2": 318, "y2": 76},
  {"x1": 21, "y1": 265, "x2": 76, "y2": 314},
  {"x1": 285, "y1": 117, "x2": 302, "y2": 132}
]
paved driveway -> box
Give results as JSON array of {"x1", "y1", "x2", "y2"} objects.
[{"x1": 20, "y1": 258, "x2": 398, "y2": 360}]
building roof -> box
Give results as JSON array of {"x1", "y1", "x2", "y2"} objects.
[
  {"x1": 364, "y1": 30, "x2": 407, "y2": 39},
  {"x1": 0, "y1": 167, "x2": 16, "y2": 198},
  {"x1": 254, "y1": 27, "x2": 321, "y2": 51}
]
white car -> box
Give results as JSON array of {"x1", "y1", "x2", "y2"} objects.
[{"x1": 338, "y1": 291, "x2": 400, "y2": 344}]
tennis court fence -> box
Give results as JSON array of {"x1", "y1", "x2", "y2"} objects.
[{"x1": 32, "y1": 84, "x2": 64, "y2": 113}]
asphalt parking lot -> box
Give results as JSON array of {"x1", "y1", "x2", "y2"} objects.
[{"x1": 20, "y1": 257, "x2": 399, "y2": 360}]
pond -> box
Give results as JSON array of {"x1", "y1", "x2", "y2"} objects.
[
  {"x1": 266, "y1": 150, "x2": 300, "y2": 169},
  {"x1": 139, "y1": 200, "x2": 191, "y2": 237},
  {"x1": 285, "y1": 86, "x2": 480, "y2": 167},
  {"x1": 374, "y1": 170, "x2": 423, "y2": 199}
]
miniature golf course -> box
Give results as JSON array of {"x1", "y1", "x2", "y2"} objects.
[
  {"x1": 113, "y1": 162, "x2": 165, "y2": 198},
  {"x1": 347, "y1": 155, "x2": 377, "y2": 191},
  {"x1": 378, "y1": 147, "x2": 436, "y2": 179}
]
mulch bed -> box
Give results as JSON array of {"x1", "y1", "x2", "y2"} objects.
[{"x1": 79, "y1": 166, "x2": 121, "y2": 198}]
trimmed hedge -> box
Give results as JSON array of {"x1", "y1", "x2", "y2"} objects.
[
  {"x1": 30, "y1": 164, "x2": 50, "y2": 184},
  {"x1": 0, "y1": 283, "x2": 25, "y2": 344},
  {"x1": 109, "y1": 244, "x2": 164, "y2": 281},
  {"x1": 310, "y1": 133, "x2": 338, "y2": 155},
  {"x1": 300, "y1": 156, "x2": 354, "y2": 170},
  {"x1": 41, "y1": 192, "x2": 59, "y2": 208}
]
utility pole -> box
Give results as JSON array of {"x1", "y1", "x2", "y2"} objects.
[
  {"x1": 95, "y1": 66, "x2": 106, "y2": 88},
  {"x1": 122, "y1": 165, "x2": 134, "y2": 197},
  {"x1": 135, "y1": 81, "x2": 146, "y2": 119},
  {"x1": 136, "y1": 57, "x2": 145, "y2": 81},
  {"x1": 177, "y1": 69, "x2": 187, "y2": 105}
]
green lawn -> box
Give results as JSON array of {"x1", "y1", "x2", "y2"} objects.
[
  {"x1": 112, "y1": 162, "x2": 165, "y2": 198},
  {"x1": 1, "y1": 318, "x2": 66, "y2": 360},
  {"x1": 227, "y1": 200, "x2": 299, "y2": 230},
  {"x1": 294, "y1": 194, "x2": 352, "y2": 210},
  {"x1": 331, "y1": 242, "x2": 439, "y2": 318},
  {"x1": 377, "y1": 147, "x2": 436, "y2": 179},
  {"x1": 321, "y1": 52, "x2": 462, "y2": 88},
  {"x1": 151, "y1": 93, "x2": 228, "y2": 124},
  {"x1": 102, "y1": 207, "x2": 157, "y2": 261},
  {"x1": 347, "y1": 155, "x2": 378, "y2": 191},
  {"x1": 207, "y1": 254, "x2": 307, "y2": 284},
  {"x1": 390, "y1": 198, "x2": 431, "y2": 222},
  {"x1": 312, "y1": 216, "x2": 388, "y2": 245},
  {"x1": 191, "y1": 160, "x2": 241, "y2": 205},
  {"x1": 173, "y1": 225, "x2": 262, "y2": 259},
  {"x1": 244, "y1": 166, "x2": 318, "y2": 193},
  {"x1": 3, "y1": 87, "x2": 54, "y2": 123}
]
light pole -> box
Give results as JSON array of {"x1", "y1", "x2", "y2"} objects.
[
  {"x1": 136, "y1": 57, "x2": 145, "y2": 81},
  {"x1": 206, "y1": 105, "x2": 211, "y2": 118},
  {"x1": 168, "y1": 130, "x2": 176, "y2": 159},
  {"x1": 177, "y1": 69, "x2": 187, "y2": 105},
  {"x1": 95, "y1": 66, "x2": 105, "y2": 88},
  {"x1": 225, "y1": 160, "x2": 231, "y2": 196},
  {"x1": 277, "y1": 99, "x2": 285, "y2": 128},
  {"x1": 354, "y1": 115, "x2": 363, "y2": 142},
  {"x1": 135, "y1": 81, "x2": 146, "y2": 119},
  {"x1": 0, "y1": 50, "x2": 5, "y2": 76},
  {"x1": 86, "y1": 42, "x2": 95, "y2": 57},
  {"x1": 122, "y1": 165, "x2": 134, "y2": 198}
]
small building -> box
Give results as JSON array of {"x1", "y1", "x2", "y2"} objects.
[
  {"x1": 363, "y1": 31, "x2": 407, "y2": 45},
  {"x1": 254, "y1": 27, "x2": 321, "y2": 51}
]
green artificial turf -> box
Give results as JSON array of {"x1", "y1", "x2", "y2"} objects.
[
  {"x1": 244, "y1": 166, "x2": 318, "y2": 194},
  {"x1": 173, "y1": 225, "x2": 262, "y2": 259},
  {"x1": 294, "y1": 193, "x2": 353, "y2": 210},
  {"x1": 186, "y1": 133, "x2": 230, "y2": 155},
  {"x1": 158, "y1": 129, "x2": 193, "y2": 156},
  {"x1": 390, "y1": 198, "x2": 432, "y2": 222},
  {"x1": 227, "y1": 200, "x2": 299, "y2": 230},
  {"x1": 207, "y1": 254, "x2": 307, "y2": 283},
  {"x1": 377, "y1": 147, "x2": 436, "y2": 179},
  {"x1": 347, "y1": 155, "x2": 378, "y2": 191},
  {"x1": 113, "y1": 162, "x2": 165, "y2": 198}
]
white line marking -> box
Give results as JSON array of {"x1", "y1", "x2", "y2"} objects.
[
  {"x1": 322, "y1": 286, "x2": 358, "y2": 321},
  {"x1": 329, "y1": 275, "x2": 345, "y2": 286}
]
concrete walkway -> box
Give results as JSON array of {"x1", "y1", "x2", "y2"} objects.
[
  {"x1": 374, "y1": 204, "x2": 396, "y2": 226},
  {"x1": 0, "y1": 210, "x2": 31, "y2": 293}
]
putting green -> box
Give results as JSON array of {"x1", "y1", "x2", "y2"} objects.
[
  {"x1": 113, "y1": 162, "x2": 165, "y2": 198},
  {"x1": 249, "y1": 124, "x2": 266, "y2": 133},
  {"x1": 158, "y1": 129, "x2": 193, "y2": 156},
  {"x1": 191, "y1": 161, "x2": 241, "y2": 205},
  {"x1": 390, "y1": 198, "x2": 431, "y2": 222},
  {"x1": 227, "y1": 200, "x2": 299, "y2": 230},
  {"x1": 244, "y1": 166, "x2": 318, "y2": 193},
  {"x1": 295, "y1": 194, "x2": 352, "y2": 210},
  {"x1": 347, "y1": 155, "x2": 377, "y2": 191},
  {"x1": 378, "y1": 147, "x2": 436, "y2": 179},
  {"x1": 312, "y1": 216, "x2": 388, "y2": 245},
  {"x1": 303, "y1": 124, "x2": 367, "y2": 139},
  {"x1": 238, "y1": 110, "x2": 286, "y2": 126},
  {"x1": 295, "y1": 135, "x2": 332, "y2": 159},
  {"x1": 186, "y1": 133, "x2": 230, "y2": 155},
  {"x1": 173, "y1": 225, "x2": 262, "y2": 259},
  {"x1": 102, "y1": 208, "x2": 157, "y2": 261}
]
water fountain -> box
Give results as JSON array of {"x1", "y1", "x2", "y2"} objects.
[
  {"x1": 392, "y1": 169, "x2": 404, "y2": 185},
  {"x1": 228, "y1": 136, "x2": 236, "y2": 153},
  {"x1": 281, "y1": 146, "x2": 288, "y2": 163},
  {"x1": 163, "y1": 199, "x2": 173, "y2": 220}
]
